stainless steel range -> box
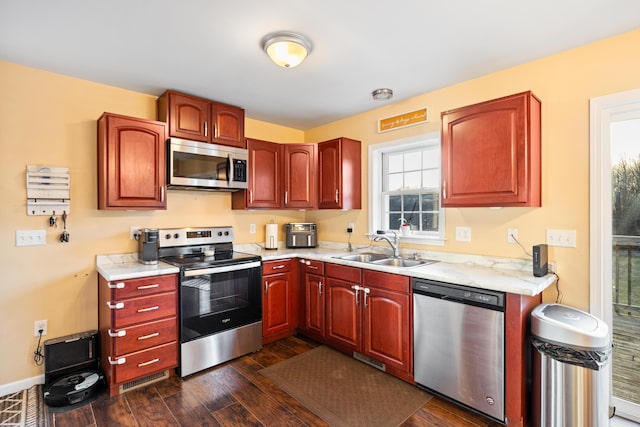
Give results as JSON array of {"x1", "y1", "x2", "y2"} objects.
[{"x1": 158, "y1": 226, "x2": 262, "y2": 377}]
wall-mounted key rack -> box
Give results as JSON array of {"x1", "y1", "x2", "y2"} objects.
[{"x1": 26, "y1": 165, "x2": 70, "y2": 216}]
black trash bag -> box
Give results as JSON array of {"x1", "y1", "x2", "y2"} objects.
[{"x1": 531, "y1": 335, "x2": 611, "y2": 371}]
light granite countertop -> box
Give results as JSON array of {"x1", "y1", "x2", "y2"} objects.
[
  {"x1": 96, "y1": 242, "x2": 557, "y2": 296},
  {"x1": 96, "y1": 253, "x2": 179, "y2": 282},
  {"x1": 235, "y1": 241, "x2": 557, "y2": 297}
]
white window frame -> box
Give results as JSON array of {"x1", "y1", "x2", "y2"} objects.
[{"x1": 368, "y1": 132, "x2": 445, "y2": 245}]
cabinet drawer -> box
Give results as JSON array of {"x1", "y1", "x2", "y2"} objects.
[
  {"x1": 107, "y1": 274, "x2": 177, "y2": 300},
  {"x1": 109, "y1": 317, "x2": 177, "y2": 356},
  {"x1": 112, "y1": 342, "x2": 177, "y2": 384},
  {"x1": 263, "y1": 259, "x2": 292, "y2": 275},
  {"x1": 363, "y1": 270, "x2": 410, "y2": 293},
  {"x1": 326, "y1": 263, "x2": 361, "y2": 283},
  {"x1": 301, "y1": 259, "x2": 324, "y2": 274},
  {"x1": 110, "y1": 292, "x2": 177, "y2": 329}
]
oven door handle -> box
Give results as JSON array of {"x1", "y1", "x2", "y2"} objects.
[{"x1": 183, "y1": 261, "x2": 261, "y2": 277}]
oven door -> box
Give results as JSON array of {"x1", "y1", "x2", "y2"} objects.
[{"x1": 180, "y1": 261, "x2": 261, "y2": 342}]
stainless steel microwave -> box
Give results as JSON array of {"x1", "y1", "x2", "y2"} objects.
[{"x1": 167, "y1": 137, "x2": 248, "y2": 191}]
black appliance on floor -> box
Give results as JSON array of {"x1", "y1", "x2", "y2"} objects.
[{"x1": 43, "y1": 330, "x2": 105, "y2": 407}]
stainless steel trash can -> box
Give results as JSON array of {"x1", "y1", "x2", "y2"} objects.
[{"x1": 531, "y1": 303, "x2": 611, "y2": 427}]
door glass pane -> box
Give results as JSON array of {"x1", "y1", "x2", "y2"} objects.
[{"x1": 610, "y1": 117, "x2": 640, "y2": 407}]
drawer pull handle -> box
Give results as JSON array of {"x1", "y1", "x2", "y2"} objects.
[
  {"x1": 138, "y1": 358, "x2": 160, "y2": 368},
  {"x1": 106, "y1": 301, "x2": 124, "y2": 310},
  {"x1": 108, "y1": 282, "x2": 125, "y2": 289},
  {"x1": 272, "y1": 265, "x2": 285, "y2": 270},
  {"x1": 137, "y1": 284, "x2": 159, "y2": 290},
  {"x1": 108, "y1": 329, "x2": 126, "y2": 338},
  {"x1": 137, "y1": 306, "x2": 159, "y2": 313},
  {"x1": 308, "y1": 265, "x2": 318, "y2": 270},
  {"x1": 137, "y1": 332, "x2": 160, "y2": 341},
  {"x1": 108, "y1": 356, "x2": 126, "y2": 365}
]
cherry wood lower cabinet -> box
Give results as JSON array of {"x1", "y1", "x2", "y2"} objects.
[
  {"x1": 98, "y1": 273, "x2": 178, "y2": 396},
  {"x1": 297, "y1": 258, "x2": 326, "y2": 343},
  {"x1": 262, "y1": 259, "x2": 297, "y2": 344},
  {"x1": 325, "y1": 264, "x2": 412, "y2": 382}
]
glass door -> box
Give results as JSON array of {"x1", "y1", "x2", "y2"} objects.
[{"x1": 590, "y1": 90, "x2": 640, "y2": 423}]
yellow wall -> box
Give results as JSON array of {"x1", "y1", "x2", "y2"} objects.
[{"x1": 1, "y1": 28, "x2": 639, "y2": 386}]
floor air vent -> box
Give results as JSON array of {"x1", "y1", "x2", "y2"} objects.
[
  {"x1": 119, "y1": 370, "x2": 169, "y2": 394},
  {"x1": 353, "y1": 352, "x2": 386, "y2": 372}
]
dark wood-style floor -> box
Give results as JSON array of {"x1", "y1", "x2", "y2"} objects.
[{"x1": 48, "y1": 335, "x2": 502, "y2": 427}]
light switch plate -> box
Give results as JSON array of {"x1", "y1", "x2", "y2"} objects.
[
  {"x1": 16, "y1": 230, "x2": 46, "y2": 247},
  {"x1": 546, "y1": 229, "x2": 577, "y2": 247}
]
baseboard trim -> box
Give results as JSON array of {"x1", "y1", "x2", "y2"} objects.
[{"x1": 0, "y1": 374, "x2": 44, "y2": 397}]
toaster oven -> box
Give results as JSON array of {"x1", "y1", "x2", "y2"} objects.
[{"x1": 285, "y1": 223, "x2": 317, "y2": 248}]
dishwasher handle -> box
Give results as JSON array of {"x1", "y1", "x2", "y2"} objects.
[{"x1": 413, "y1": 279, "x2": 504, "y2": 310}]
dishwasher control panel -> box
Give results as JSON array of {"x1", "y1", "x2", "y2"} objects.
[{"x1": 412, "y1": 279, "x2": 504, "y2": 310}]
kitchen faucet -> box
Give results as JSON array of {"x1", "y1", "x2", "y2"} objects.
[{"x1": 373, "y1": 230, "x2": 400, "y2": 258}]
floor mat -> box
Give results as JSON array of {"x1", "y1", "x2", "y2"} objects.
[{"x1": 260, "y1": 346, "x2": 432, "y2": 427}]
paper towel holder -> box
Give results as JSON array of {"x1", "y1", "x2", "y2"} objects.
[{"x1": 265, "y1": 221, "x2": 278, "y2": 250}]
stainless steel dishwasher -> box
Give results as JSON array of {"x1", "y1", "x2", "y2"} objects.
[{"x1": 413, "y1": 278, "x2": 505, "y2": 422}]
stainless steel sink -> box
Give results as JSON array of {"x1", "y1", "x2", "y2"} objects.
[
  {"x1": 334, "y1": 253, "x2": 437, "y2": 268},
  {"x1": 370, "y1": 257, "x2": 437, "y2": 268},
  {"x1": 334, "y1": 253, "x2": 388, "y2": 263}
]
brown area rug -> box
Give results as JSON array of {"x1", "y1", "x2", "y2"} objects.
[{"x1": 260, "y1": 346, "x2": 431, "y2": 427}]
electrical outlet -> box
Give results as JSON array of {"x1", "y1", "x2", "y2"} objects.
[
  {"x1": 548, "y1": 261, "x2": 557, "y2": 274},
  {"x1": 507, "y1": 228, "x2": 518, "y2": 244},
  {"x1": 34, "y1": 320, "x2": 47, "y2": 337},
  {"x1": 455, "y1": 226, "x2": 471, "y2": 242},
  {"x1": 249, "y1": 224, "x2": 256, "y2": 234},
  {"x1": 16, "y1": 230, "x2": 46, "y2": 247},
  {"x1": 347, "y1": 222, "x2": 354, "y2": 233},
  {"x1": 130, "y1": 226, "x2": 140, "y2": 240}
]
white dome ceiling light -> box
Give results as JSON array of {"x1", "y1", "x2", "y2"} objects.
[{"x1": 261, "y1": 31, "x2": 313, "y2": 69}]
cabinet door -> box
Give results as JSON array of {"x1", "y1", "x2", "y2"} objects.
[
  {"x1": 163, "y1": 91, "x2": 209, "y2": 142},
  {"x1": 441, "y1": 91, "x2": 541, "y2": 207},
  {"x1": 211, "y1": 102, "x2": 245, "y2": 148},
  {"x1": 284, "y1": 143, "x2": 317, "y2": 209},
  {"x1": 262, "y1": 272, "x2": 292, "y2": 337},
  {"x1": 326, "y1": 277, "x2": 360, "y2": 352},
  {"x1": 234, "y1": 138, "x2": 282, "y2": 209},
  {"x1": 318, "y1": 138, "x2": 361, "y2": 209},
  {"x1": 98, "y1": 113, "x2": 167, "y2": 210},
  {"x1": 362, "y1": 287, "x2": 410, "y2": 373},
  {"x1": 305, "y1": 273, "x2": 325, "y2": 337}
]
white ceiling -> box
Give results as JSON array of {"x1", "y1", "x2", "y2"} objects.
[{"x1": 1, "y1": 1, "x2": 639, "y2": 130}]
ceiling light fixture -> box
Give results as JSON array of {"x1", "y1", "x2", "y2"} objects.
[
  {"x1": 372, "y1": 88, "x2": 394, "y2": 101},
  {"x1": 261, "y1": 31, "x2": 312, "y2": 69}
]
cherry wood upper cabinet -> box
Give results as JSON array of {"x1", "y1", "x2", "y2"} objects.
[
  {"x1": 283, "y1": 143, "x2": 317, "y2": 209},
  {"x1": 232, "y1": 138, "x2": 282, "y2": 209},
  {"x1": 98, "y1": 113, "x2": 167, "y2": 210},
  {"x1": 158, "y1": 90, "x2": 245, "y2": 149},
  {"x1": 318, "y1": 138, "x2": 361, "y2": 210},
  {"x1": 441, "y1": 91, "x2": 541, "y2": 207}
]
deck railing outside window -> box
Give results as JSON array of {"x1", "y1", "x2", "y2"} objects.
[{"x1": 613, "y1": 235, "x2": 640, "y2": 314}]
